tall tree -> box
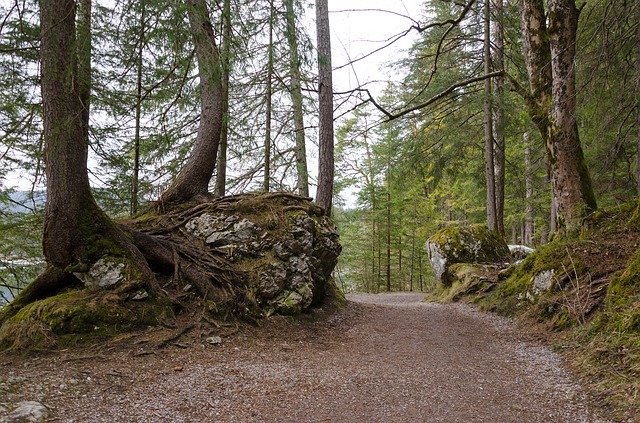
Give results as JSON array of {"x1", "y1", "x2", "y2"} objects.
[
  {"x1": 285, "y1": 0, "x2": 309, "y2": 197},
  {"x1": 40, "y1": 0, "x2": 154, "y2": 287},
  {"x1": 547, "y1": 0, "x2": 596, "y2": 229},
  {"x1": 131, "y1": 0, "x2": 146, "y2": 215},
  {"x1": 159, "y1": 0, "x2": 223, "y2": 205},
  {"x1": 263, "y1": 0, "x2": 274, "y2": 192},
  {"x1": 214, "y1": 0, "x2": 232, "y2": 198},
  {"x1": 315, "y1": 0, "x2": 334, "y2": 215},
  {"x1": 483, "y1": 0, "x2": 497, "y2": 231},
  {"x1": 492, "y1": 0, "x2": 506, "y2": 235},
  {"x1": 520, "y1": 0, "x2": 596, "y2": 232}
]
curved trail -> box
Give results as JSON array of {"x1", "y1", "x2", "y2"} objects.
[{"x1": 1, "y1": 293, "x2": 611, "y2": 422}]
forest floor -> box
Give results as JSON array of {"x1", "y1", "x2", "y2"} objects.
[{"x1": 0, "y1": 292, "x2": 626, "y2": 422}]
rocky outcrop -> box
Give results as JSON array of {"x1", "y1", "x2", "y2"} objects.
[
  {"x1": 426, "y1": 224, "x2": 510, "y2": 285},
  {"x1": 182, "y1": 196, "x2": 342, "y2": 315}
]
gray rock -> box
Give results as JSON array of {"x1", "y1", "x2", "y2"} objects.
[
  {"x1": 74, "y1": 258, "x2": 126, "y2": 288},
  {"x1": 185, "y1": 213, "x2": 228, "y2": 238},
  {"x1": 508, "y1": 244, "x2": 535, "y2": 260},
  {"x1": 533, "y1": 269, "x2": 555, "y2": 293},
  {"x1": 1, "y1": 401, "x2": 48, "y2": 423},
  {"x1": 206, "y1": 336, "x2": 222, "y2": 345},
  {"x1": 257, "y1": 263, "x2": 287, "y2": 299},
  {"x1": 131, "y1": 290, "x2": 149, "y2": 301}
]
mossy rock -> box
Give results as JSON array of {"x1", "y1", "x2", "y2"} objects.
[
  {"x1": 0, "y1": 289, "x2": 172, "y2": 351},
  {"x1": 426, "y1": 224, "x2": 510, "y2": 285}
]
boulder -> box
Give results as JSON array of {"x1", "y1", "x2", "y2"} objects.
[
  {"x1": 426, "y1": 224, "x2": 510, "y2": 285},
  {"x1": 1, "y1": 401, "x2": 48, "y2": 423},
  {"x1": 184, "y1": 195, "x2": 341, "y2": 315}
]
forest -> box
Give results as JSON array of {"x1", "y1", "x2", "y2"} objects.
[
  {"x1": 0, "y1": 0, "x2": 635, "y2": 300},
  {"x1": 0, "y1": 0, "x2": 639, "y2": 419}
]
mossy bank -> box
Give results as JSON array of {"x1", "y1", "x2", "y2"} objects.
[{"x1": 430, "y1": 201, "x2": 640, "y2": 420}]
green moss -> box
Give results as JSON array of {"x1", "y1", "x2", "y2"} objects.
[{"x1": 0, "y1": 290, "x2": 172, "y2": 351}]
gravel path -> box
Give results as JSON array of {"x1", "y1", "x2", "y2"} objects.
[{"x1": 1, "y1": 293, "x2": 615, "y2": 422}]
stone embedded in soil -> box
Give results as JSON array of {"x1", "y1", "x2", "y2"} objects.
[
  {"x1": 74, "y1": 257, "x2": 126, "y2": 288},
  {"x1": 1, "y1": 401, "x2": 48, "y2": 423},
  {"x1": 533, "y1": 269, "x2": 555, "y2": 293}
]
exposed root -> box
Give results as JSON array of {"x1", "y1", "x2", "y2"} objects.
[{"x1": 156, "y1": 323, "x2": 195, "y2": 348}]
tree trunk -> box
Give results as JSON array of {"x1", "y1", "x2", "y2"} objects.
[
  {"x1": 521, "y1": 0, "x2": 552, "y2": 139},
  {"x1": 160, "y1": 0, "x2": 223, "y2": 205},
  {"x1": 483, "y1": 0, "x2": 497, "y2": 232},
  {"x1": 42, "y1": 0, "x2": 92, "y2": 267},
  {"x1": 131, "y1": 0, "x2": 145, "y2": 215},
  {"x1": 386, "y1": 188, "x2": 391, "y2": 292},
  {"x1": 215, "y1": 0, "x2": 232, "y2": 198},
  {"x1": 285, "y1": 0, "x2": 309, "y2": 197},
  {"x1": 263, "y1": 0, "x2": 274, "y2": 192},
  {"x1": 636, "y1": 0, "x2": 640, "y2": 196},
  {"x1": 315, "y1": 0, "x2": 335, "y2": 215},
  {"x1": 492, "y1": 0, "x2": 505, "y2": 235},
  {"x1": 40, "y1": 0, "x2": 155, "y2": 290},
  {"x1": 524, "y1": 132, "x2": 535, "y2": 245},
  {"x1": 77, "y1": 0, "x2": 91, "y2": 145},
  {"x1": 547, "y1": 0, "x2": 597, "y2": 230}
]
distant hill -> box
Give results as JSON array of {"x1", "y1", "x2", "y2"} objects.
[{"x1": 0, "y1": 190, "x2": 46, "y2": 213}]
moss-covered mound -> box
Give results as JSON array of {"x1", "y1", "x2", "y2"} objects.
[
  {"x1": 426, "y1": 224, "x2": 510, "y2": 285},
  {"x1": 0, "y1": 193, "x2": 344, "y2": 352}
]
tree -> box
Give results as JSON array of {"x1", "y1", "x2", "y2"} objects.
[
  {"x1": 546, "y1": 0, "x2": 597, "y2": 229},
  {"x1": 40, "y1": 0, "x2": 155, "y2": 286},
  {"x1": 214, "y1": 0, "x2": 232, "y2": 198},
  {"x1": 130, "y1": 0, "x2": 146, "y2": 215},
  {"x1": 285, "y1": 0, "x2": 309, "y2": 197},
  {"x1": 483, "y1": 0, "x2": 497, "y2": 232},
  {"x1": 492, "y1": 0, "x2": 506, "y2": 235},
  {"x1": 159, "y1": 0, "x2": 223, "y2": 205},
  {"x1": 263, "y1": 0, "x2": 275, "y2": 192},
  {"x1": 315, "y1": 0, "x2": 334, "y2": 215},
  {"x1": 519, "y1": 0, "x2": 596, "y2": 232}
]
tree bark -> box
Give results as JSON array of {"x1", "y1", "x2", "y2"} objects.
[
  {"x1": 285, "y1": 0, "x2": 309, "y2": 197},
  {"x1": 492, "y1": 0, "x2": 505, "y2": 235},
  {"x1": 315, "y1": 0, "x2": 335, "y2": 215},
  {"x1": 160, "y1": 0, "x2": 223, "y2": 205},
  {"x1": 483, "y1": 0, "x2": 497, "y2": 232},
  {"x1": 524, "y1": 133, "x2": 535, "y2": 245},
  {"x1": 636, "y1": 0, "x2": 640, "y2": 196},
  {"x1": 547, "y1": 0, "x2": 597, "y2": 230},
  {"x1": 76, "y1": 0, "x2": 91, "y2": 145},
  {"x1": 263, "y1": 0, "x2": 274, "y2": 192},
  {"x1": 41, "y1": 0, "x2": 97, "y2": 266},
  {"x1": 521, "y1": 0, "x2": 552, "y2": 139}
]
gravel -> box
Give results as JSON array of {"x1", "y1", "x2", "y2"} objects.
[{"x1": 0, "y1": 292, "x2": 619, "y2": 422}]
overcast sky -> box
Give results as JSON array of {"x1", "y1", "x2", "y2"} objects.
[{"x1": 327, "y1": 0, "x2": 423, "y2": 99}]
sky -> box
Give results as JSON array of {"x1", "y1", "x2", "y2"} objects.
[{"x1": 327, "y1": 0, "x2": 423, "y2": 102}]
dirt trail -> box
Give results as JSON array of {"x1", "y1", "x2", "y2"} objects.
[{"x1": 1, "y1": 293, "x2": 615, "y2": 422}]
